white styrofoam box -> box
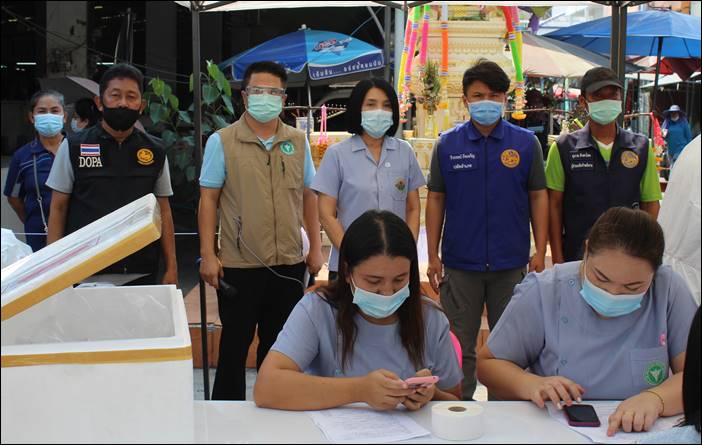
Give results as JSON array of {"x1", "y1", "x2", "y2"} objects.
[
  {"x1": 1, "y1": 194, "x2": 193, "y2": 443},
  {"x1": 1, "y1": 285, "x2": 193, "y2": 443}
]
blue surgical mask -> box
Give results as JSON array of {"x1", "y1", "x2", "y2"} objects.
[
  {"x1": 247, "y1": 94, "x2": 283, "y2": 123},
  {"x1": 580, "y1": 268, "x2": 646, "y2": 318},
  {"x1": 71, "y1": 119, "x2": 84, "y2": 133},
  {"x1": 468, "y1": 100, "x2": 504, "y2": 126},
  {"x1": 587, "y1": 99, "x2": 621, "y2": 125},
  {"x1": 361, "y1": 109, "x2": 393, "y2": 138},
  {"x1": 34, "y1": 113, "x2": 64, "y2": 137},
  {"x1": 351, "y1": 278, "x2": 410, "y2": 319}
]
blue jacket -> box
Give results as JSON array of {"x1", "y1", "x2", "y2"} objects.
[{"x1": 438, "y1": 119, "x2": 534, "y2": 272}]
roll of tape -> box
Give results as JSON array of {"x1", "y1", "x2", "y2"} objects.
[{"x1": 431, "y1": 402, "x2": 485, "y2": 441}]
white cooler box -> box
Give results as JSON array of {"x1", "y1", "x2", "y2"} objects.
[{"x1": 1, "y1": 194, "x2": 193, "y2": 443}]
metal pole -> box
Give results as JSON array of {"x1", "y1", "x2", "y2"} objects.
[
  {"x1": 307, "y1": 80, "x2": 313, "y2": 142},
  {"x1": 192, "y1": 2, "x2": 203, "y2": 175},
  {"x1": 384, "y1": 6, "x2": 391, "y2": 81},
  {"x1": 192, "y1": 1, "x2": 208, "y2": 400},
  {"x1": 610, "y1": 5, "x2": 620, "y2": 73},
  {"x1": 650, "y1": 37, "x2": 664, "y2": 121}
]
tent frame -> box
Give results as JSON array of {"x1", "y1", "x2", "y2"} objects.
[{"x1": 185, "y1": 0, "x2": 652, "y2": 398}]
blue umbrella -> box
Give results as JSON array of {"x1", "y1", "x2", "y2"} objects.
[
  {"x1": 219, "y1": 28, "x2": 385, "y2": 84},
  {"x1": 546, "y1": 9, "x2": 700, "y2": 116},
  {"x1": 545, "y1": 9, "x2": 700, "y2": 58}
]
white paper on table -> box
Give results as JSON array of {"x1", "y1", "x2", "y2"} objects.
[
  {"x1": 307, "y1": 405, "x2": 430, "y2": 444},
  {"x1": 547, "y1": 401, "x2": 683, "y2": 444}
]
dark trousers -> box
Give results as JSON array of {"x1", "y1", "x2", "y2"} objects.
[{"x1": 212, "y1": 262, "x2": 306, "y2": 400}]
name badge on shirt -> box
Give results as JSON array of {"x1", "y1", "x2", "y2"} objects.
[
  {"x1": 569, "y1": 151, "x2": 594, "y2": 172},
  {"x1": 79, "y1": 144, "x2": 103, "y2": 168},
  {"x1": 449, "y1": 152, "x2": 477, "y2": 171}
]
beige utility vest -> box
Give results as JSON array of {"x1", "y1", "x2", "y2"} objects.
[{"x1": 217, "y1": 116, "x2": 306, "y2": 268}]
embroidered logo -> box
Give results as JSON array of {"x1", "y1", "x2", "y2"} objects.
[
  {"x1": 137, "y1": 148, "x2": 154, "y2": 166},
  {"x1": 501, "y1": 149, "x2": 520, "y2": 168},
  {"x1": 280, "y1": 141, "x2": 295, "y2": 155},
  {"x1": 644, "y1": 362, "x2": 667, "y2": 386},
  {"x1": 394, "y1": 178, "x2": 406, "y2": 192},
  {"x1": 621, "y1": 151, "x2": 640, "y2": 169}
]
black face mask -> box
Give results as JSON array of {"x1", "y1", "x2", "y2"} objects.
[{"x1": 102, "y1": 106, "x2": 140, "y2": 131}]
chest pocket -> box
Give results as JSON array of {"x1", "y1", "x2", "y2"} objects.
[
  {"x1": 282, "y1": 155, "x2": 303, "y2": 189},
  {"x1": 630, "y1": 346, "x2": 669, "y2": 391},
  {"x1": 386, "y1": 169, "x2": 409, "y2": 201}
]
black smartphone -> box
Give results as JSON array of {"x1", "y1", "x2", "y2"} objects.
[{"x1": 563, "y1": 404, "x2": 601, "y2": 427}]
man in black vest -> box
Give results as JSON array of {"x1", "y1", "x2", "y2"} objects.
[
  {"x1": 46, "y1": 63, "x2": 177, "y2": 285},
  {"x1": 545, "y1": 67, "x2": 662, "y2": 263}
]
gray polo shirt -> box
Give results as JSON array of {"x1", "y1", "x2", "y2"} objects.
[
  {"x1": 271, "y1": 292, "x2": 463, "y2": 391},
  {"x1": 428, "y1": 135, "x2": 546, "y2": 193},
  {"x1": 311, "y1": 135, "x2": 426, "y2": 271},
  {"x1": 487, "y1": 262, "x2": 697, "y2": 400}
]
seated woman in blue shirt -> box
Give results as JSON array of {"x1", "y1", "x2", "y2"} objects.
[
  {"x1": 477, "y1": 207, "x2": 697, "y2": 435},
  {"x1": 254, "y1": 210, "x2": 462, "y2": 411}
]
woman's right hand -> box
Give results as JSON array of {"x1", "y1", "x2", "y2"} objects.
[
  {"x1": 199, "y1": 253, "x2": 223, "y2": 289},
  {"x1": 360, "y1": 369, "x2": 415, "y2": 411},
  {"x1": 525, "y1": 375, "x2": 585, "y2": 409}
]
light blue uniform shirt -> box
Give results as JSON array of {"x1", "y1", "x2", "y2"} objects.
[
  {"x1": 199, "y1": 132, "x2": 315, "y2": 188},
  {"x1": 637, "y1": 425, "x2": 701, "y2": 444},
  {"x1": 311, "y1": 135, "x2": 426, "y2": 271},
  {"x1": 487, "y1": 262, "x2": 697, "y2": 401},
  {"x1": 271, "y1": 292, "x2": 463, "y2": 391}
]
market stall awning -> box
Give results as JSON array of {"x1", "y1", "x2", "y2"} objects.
[{"x1": 521, "y1": 33, "x2": 638, "y2": 78}]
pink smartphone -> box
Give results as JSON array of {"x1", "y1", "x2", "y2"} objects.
[{"x1": 405, "y1": 376, "x2": 439, "y2": 389}]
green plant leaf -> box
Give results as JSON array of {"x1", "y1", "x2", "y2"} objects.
[
  {"x1": 202, "y1": 84, "x2": 219, "y2": 105},
  {"x1": 211, "y1": 114, "x2": 229, "y2": 130},
  {"x1": 182, "y1": 135, "x2": 195, "y2": 146},
  {"x1": 162, "y1": 83, "x2": 173, "y2": 102},
  {"x1": 201, "y1": 123, "x2": 212, "y2": 134},
  {"x1": 178, "y1": 111, "x2": 192, "y2": 124},
  {"x1": 149, "y1": 103, "x2": 163, "y2": 125},
  {"x1": 206, "y1": 60, "x2": 218, "y2": 80},
  {"x1": 221, "y1": 95, "x2": 235, "y2": 115},
  {"x1": 168, "y1": 94, "x2": 179, "y2": 110},
  {"x1": 189, "y1": 74, "x2": 194, "y2": 92},
  {"x1": 151, "y1": 78, "x2": 165, "y2": 97},
  {"x1": 185, "y1": 165, "x2": 197, "y2": 182},
  {"x1": 162, "y1": 130, "x2": 177, "y2": 148}
]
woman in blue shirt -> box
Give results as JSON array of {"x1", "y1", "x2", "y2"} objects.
[
  {"x1": 662, "y1": 105, "x2": 693, "y2": 165},
  {"x1": 312, "y1": 79, "x2": 425, "y2": 280},
  {"x1": 3, "y1": 90, "x2": 66, "y2": 251},
  {"x1": 254, "y1": 210, "x2": 462, "y2": 411},
  {"x1": 478, "y1": 207, "x2": 697, "y2": 435}
]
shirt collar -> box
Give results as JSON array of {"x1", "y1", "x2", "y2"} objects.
[
  {"x1": 350, "y1": 134, "x2": 397, "y2": 152},
  {"x1": 464, "y1": 119, "x2": 505, "y2": 141},
  {"x1": 29, "y1": 135, "x2": 64, "y2": 154}
]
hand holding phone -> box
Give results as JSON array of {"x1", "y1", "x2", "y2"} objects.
[
  {"x1": 564, "y1": 404, "x2": 601, "y2": 427},
  {"x1": 404, "y1": 375, "x2": 439, "y2": 389}
]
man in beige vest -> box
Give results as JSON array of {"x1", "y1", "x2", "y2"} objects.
[{"x1": 199, "y1": 61, "x2": 323, "y2": 400}]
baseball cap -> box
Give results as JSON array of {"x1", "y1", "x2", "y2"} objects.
[{"x1": 581, "y1": 67, "x2": 623, "y2": 96}]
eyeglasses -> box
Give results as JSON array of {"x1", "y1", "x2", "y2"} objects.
[{"x1": 245, "y1": 86, "x2": 286, "y2": 97}]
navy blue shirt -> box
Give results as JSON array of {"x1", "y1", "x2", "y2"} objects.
[{"x1": 3, "y1": 139, "x2": 56, "y2": 251}]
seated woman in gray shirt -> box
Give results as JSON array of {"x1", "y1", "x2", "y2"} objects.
[
  {"x1": 254, "y1": 210, "x2": 462, "y2": 411},
  {"x1": 478, "y1": 207, "x2": 697, "y2": 436}
]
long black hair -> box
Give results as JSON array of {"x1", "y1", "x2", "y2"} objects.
[
  {"x1": 683, "y1": 307, "x2": 700, "y2": 432},
  {"x1": 317, "y1": 210, "x2": 425, "y2": 370}
]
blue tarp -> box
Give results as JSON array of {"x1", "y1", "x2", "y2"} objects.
[
  {"x1": 219, "y1": 29, "x2": 384, "y2": 82},
  {"x1": 546, "y1": 9, "x2": 700, "y2": 58}
]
